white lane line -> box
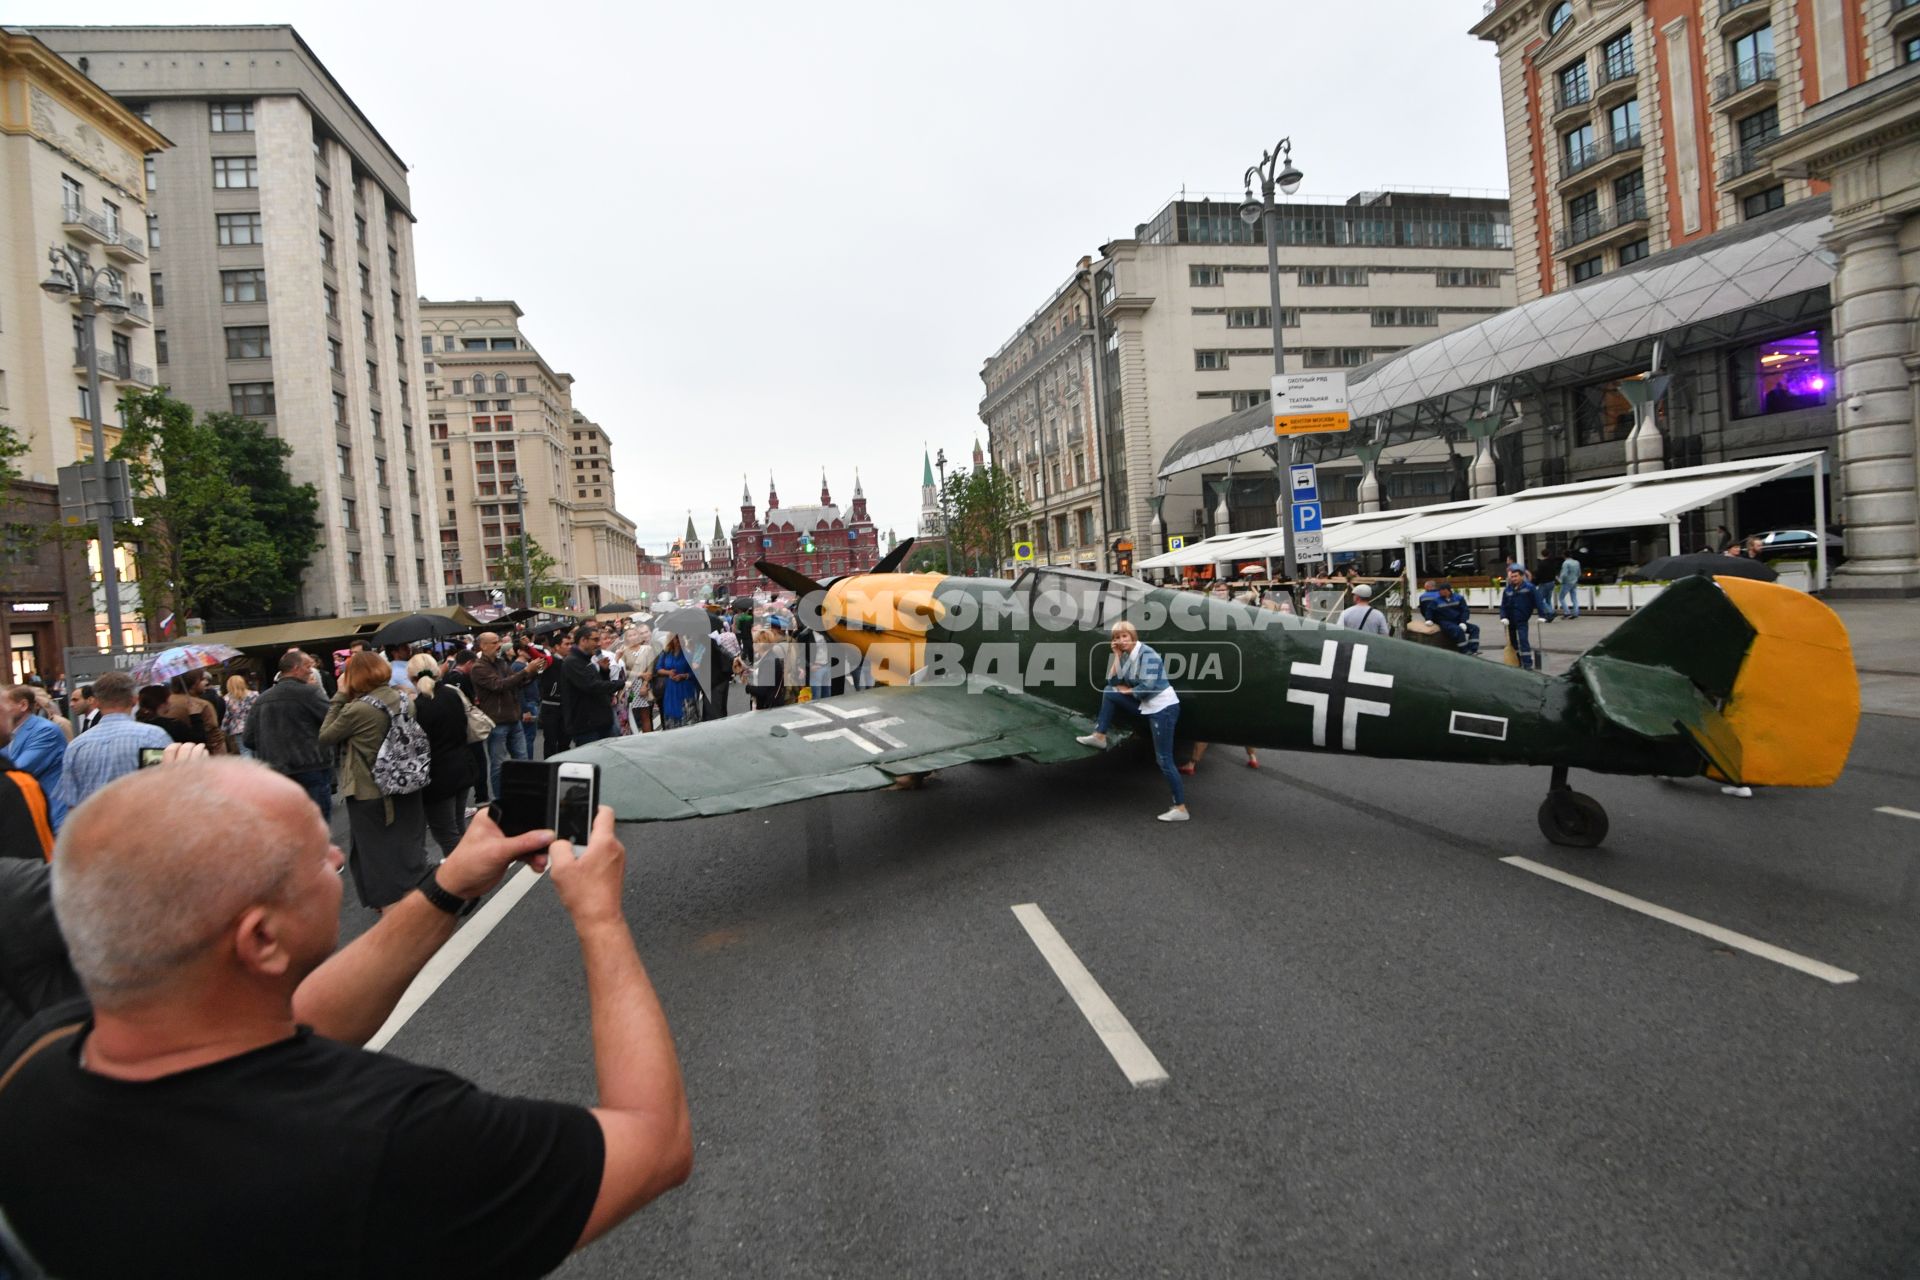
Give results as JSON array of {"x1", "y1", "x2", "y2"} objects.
[
  {"x1": 367, "y1": 866, "x2": 544, "y2": 1052},
  {"x1": 1501, "y1": 857, "x2": 1858, "y2": 986},
  {"x1": 1874, "y1": 806, "x2": 1920, "y2": 822},
  {"x1": 1011, "y1": 903, "x2": 1169, "y2": 1088}
]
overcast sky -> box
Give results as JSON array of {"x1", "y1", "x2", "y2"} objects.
[{"x1": 24, "y1": 0, "x2": 1512, "y2": 553}]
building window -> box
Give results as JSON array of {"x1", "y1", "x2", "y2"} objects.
[
  {"x1": 320, "y1": 232, "x2": 334, "y2": 267},
  {"x1": 347, "y1": 551, "x2": 362, "y2": 582},
  {"x1": 225, "y1": 326, "x2": 271, "y2": 360},
  {"x1": 211, "y1": 155, "x2": 259, "y2": 188},
  {"x1": 1607, "y1": 99, "x2": 1640, "y2": 149},
  {"x1": 155, "y1": 330, "x2": 168, "y2": 364},
  {"x1": 491, "y1": 338, "x2": 516, "y2": 351},
  {"x1": 1437, "y1": 268, "x2": 1499, "y2": 287},
  {"x1": 490, "y1": 373, "x2": 506, "y2": 393},
  {"x1": 316, "y1": 177, "x2": 330, "y2": 208},
  {"x1": 370, "y1": 408, "x2": 383, "y2": 437},
  {"x1": 354, "y1": 214, "x2": 367, "y2": 246},
  {"x1": 1558, "y1": 59, "x2": 1590, "y2": 109},
  {"x1": 1567, "y1": 189, "x2": 1601, "y2": 242},
  {"x1": 1225, "y1": 307, "x2": 1271, "y2": 328},
  {"x1": 367, "y1": 361, "x2": 379, "y2": 391},
  {"x1": 1565, "y1": 123, "x2": 1596, "y2": 174},
  {"x1": 1189, "y1": 265, "x2": 1223, "y2": 287},
  {"x1": 1602, "y1": 29, "x2": 1634, "y2": 81},
  {"x1": 146, "y1": 213, "x2": 161, "y2": 249},
  {"x1": 1301, "y1": 348, "x2": 1369, "y2": 367},
  {"x1": 358, "y1": 264, "x2": 371, "y2": 294},
  {"x1": 380, "y1": 506, "x2": 392, "y2": 535},
  {"x1": 1571, "y1": 256, "x2": 1605, "y2": 283},
  {"x1": 1228, "y1": 389, "x2": 1269, "y2": 411},
  {"x1": 1729, "y1": 329, "x2": 1828, "y2": 419},
  {"x1": 515, "y1": 378, "x2": 528, "y2": 392},
  {"x1": 1904, "y1": 34, "x2": 1920, "y2": 65},
  {"x1": 221, "y1": 268, "x2": 267, "y2": 304},
  {"x1": 144, "y1": 156, "x2": 157, "y2": 191},
  {"x1": 208, "y1": 101, "x2": 255, "y2": 133},
  {"x1": 216, "y1": 212, "x2": 262, "y2": 245},
  {"x1": 1371, "y1": 308, "x2": 1437, "y2": 327},
  {"x1": 1618, "y1": 238, "x2": 1650, "y2": 265},
  {"x1": 337, "y1": 445, "x2": 352, "y2": 477},
  {"x1": 324, "y1": 285, "x2": 339, "y2": 319},
  {"x1": 333, "y1": 392, "x2": 348, "y2": 426},
  {"x1": 451, "y1": 379, "x2": 465, "y2": 395},
  {"x1": 1547, "y1": 1, "x2": 1572, "y2": 34},
  {"x1": 230, "y1": 382, "x2": 276, "y2": 416},
  {"x1": 1736, "y1": 104, "x2": 1780, "y2": 156},
  {"x1": 1195, "y1": 350, "x2": 1227, "y2": 371},
  {"x1": 1613, "y1": 169, "x2": 1646, "y2": 220},
  {"x1": 1731, "y1": 25, "x2": 1775, "y2": 90},
  {"x1": 362, "y1": 312, "x2": 375, "y2": 341},
  {"x1": 1573, "y1": 379, "x2": 1644, "y2": 446},
  {"x1": 328, "y1": 338, "x2": 343, "y2": 371},
  {"x1": 1743, "y1": 185, "x2": 1785, "y2": 219}
]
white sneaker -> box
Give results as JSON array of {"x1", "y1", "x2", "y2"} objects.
[
  {"x1": 1720, "y1": 785, "x2": 1754, "y2": 798},
  {"x1": 1075, "y1": 733, "x2": 1108, "y2": 749},
  {"x1": 1156, "y1": 807, "x2": 1190, "y2": 822}
]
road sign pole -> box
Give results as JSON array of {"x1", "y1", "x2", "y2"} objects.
[{"x1": 1262, "y1": 198, "x2": 1298, "y2": 589}]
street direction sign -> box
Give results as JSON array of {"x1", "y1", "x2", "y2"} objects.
[
  {"x1": 1167, "y1": 535, "x2": 1187, "y2": 551},
  {"x1": 1289, "y1": 463, "x2": 1319, "y2": 504},
  {"x1": 1271, "y1": 371, "x2": 1351, "y2": 436},
  {"x1": 1295, "y1": 529, "x2": 1325, "y2": 560},
  {"x1": 1291, "y1": 501, "x2": 1323, "y2": 534}
]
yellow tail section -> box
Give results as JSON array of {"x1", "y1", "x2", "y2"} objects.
[{"x1": 1711, "y1": 577, "x2": 1859, "y2": 787}]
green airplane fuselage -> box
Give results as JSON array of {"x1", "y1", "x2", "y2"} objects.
[{"x1": 918, "y1": 573, "x2": 1700, "y2": 778}]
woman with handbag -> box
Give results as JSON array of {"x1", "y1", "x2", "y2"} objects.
[
  {"x1": 408, "y1": 653, "x2": 481, "y2": 858},
  {"x1": 317, "y1": 652, "x2": 428, "y2": 910}
]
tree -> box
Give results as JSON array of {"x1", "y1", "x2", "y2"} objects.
[
  {"x1": 112, "y1": 388, "x2": 320, "y2": 625},
  {"x1": 490, "y1": 534, "x2": 567, "y2": 607},
  {"x1": 906, "y1": 542, "x2": 950, "y2": 574},
  {"x1": 940, "y1": 466, "x2": 1029, "y2": 577}
]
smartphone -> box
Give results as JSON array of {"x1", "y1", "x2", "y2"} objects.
[
  {"x1": 138, "y1": 747, "x2": 167, "y2": 769},
  {"x1": 494, "y1": 760, "x2": 553, "y2": 837},
  {"x1": 552, "y1": 761, "x2": 597, "y2": 845}
]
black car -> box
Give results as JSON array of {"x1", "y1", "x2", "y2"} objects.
[{"x1": 1747, "y1": 529, "x2": 1845, "y2": 565}]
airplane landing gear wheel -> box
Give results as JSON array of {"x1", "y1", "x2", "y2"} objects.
[{"x1": 1538, "y1": 790, "x2": 1608, "y2": 848}]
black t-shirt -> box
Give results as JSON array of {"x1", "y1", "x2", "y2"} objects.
[{"x1": 0, "y1": 1025, "x2": 604, "y2": 1279}]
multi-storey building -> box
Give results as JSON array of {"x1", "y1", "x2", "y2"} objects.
[
  {"x1": 0, "y1": 29, "x2": 167, "y2": 676},
  {"x1": 419, "y1": 299, "x2": 579, "y2": 609},
  {"x1": 1471, "y1": 0, "x2": 1904, "y2": 302},
  {"x1": 984, "y1": 193, "x2": 1516, "y2": 564},
  {"x1": 729, "y1": 472, "x2": 879, "y2": 595},
  {"x1": 34, "y1": 24, "x2": 442, "y2": 618},
  {"x1": 565, "y1": 410, "x2": 641, "y2": 611}
]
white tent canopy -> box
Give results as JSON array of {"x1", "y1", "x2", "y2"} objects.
[{"x1": 1138, "y1": 450, "x2": 1829, "y2": 584}]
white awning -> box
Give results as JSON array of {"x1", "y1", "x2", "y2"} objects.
[
  {"x1": 1514, "y1": 453, "x2": 1824, "y2": 534},
  {"x1": 1134, "y1": 529, "x2": 1278, "y2": 569}
]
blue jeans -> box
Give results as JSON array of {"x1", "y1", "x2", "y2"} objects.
[
  {"x1": 487, "y1": 722, "x2": 528, "y2": 797},
  {"x1": 518, "y1": 716, "x2": 538, "y2": 758},
  {"x1": 289, "y1": 767, "x2": 333, "y2": 823},
  {"x1": 1553, "y1": 581, "x2": 1580, "y2": 618},
  {"x1": 1095, "y1": 689, "x2": 1184, "y2": 806}
]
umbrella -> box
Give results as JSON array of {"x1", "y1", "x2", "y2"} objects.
[
  {"x1": 369, "y1": 613, "x2": 470, "y2": 648},
  {"x1": 128, "y1": 643, "x2": 243, "y2": 686},
  {"x1": 595, "y1": 600, "x2": 638, "y2": 618},
  {"x1": 1625, "y1": 552, "x2": 1778, "y2": 583}
]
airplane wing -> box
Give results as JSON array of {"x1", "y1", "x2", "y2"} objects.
[{"x1": 551, "y1": 677, "x2": 1103, "y2": 821}]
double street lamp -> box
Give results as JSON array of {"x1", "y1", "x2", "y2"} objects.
[
  {"x1": 1239, "y1": 138, "x2": 1306, "y2": 587},
  {"x1": 41, "y1": 245, "x2": 130, "y2": 651},
  {"x1": 511, "y1": 472, "x2": 533, "y2": 610}
]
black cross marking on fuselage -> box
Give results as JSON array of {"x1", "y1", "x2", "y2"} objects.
[{"x1": 1285, "y1": 638, "x2": 1394, "y2": 751}]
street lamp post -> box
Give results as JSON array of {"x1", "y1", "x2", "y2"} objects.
[
  {"x1": 934, "y1": 447, "x2": 950, "y2": 573},
  {"x1": 41, "y1": 245, "x2": 131, "y2": 651},
  {"x1": 512, "y1": 472, "x2": 532, "y2": 610},
  {"x1": 1239, "y1": 138, "x2": 1305, "y2": 589}
]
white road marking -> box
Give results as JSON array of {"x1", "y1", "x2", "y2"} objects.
[
  {"x1": 366, "y1": 865, "x2": 545, "y2": 1052},
  {"x1": 1011, "y1": 903, "x2": 1169, "y2": 1088},
  {"x1": 1874, "y1": 806, "x2": 1920, "y2": 822},
  {"x1": 1501, "y1": 857, "x2": 1859, "y2": 986}
]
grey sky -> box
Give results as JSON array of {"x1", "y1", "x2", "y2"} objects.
[{"x1": 23, "y1": 1, "x2": 1511, "y2": 553}]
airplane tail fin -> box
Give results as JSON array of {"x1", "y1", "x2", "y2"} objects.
[{"x1": 1569, "y1": 575, "x2": 1858, "y2": 787}]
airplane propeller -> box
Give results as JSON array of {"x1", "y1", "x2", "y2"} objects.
[{"x1": 755, "y1": 536, "x2": 918, "y2": 600}]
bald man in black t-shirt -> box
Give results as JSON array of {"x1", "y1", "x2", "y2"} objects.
[{"x1": 0, "y1": 759, "x2": 691, "y2": 1278}]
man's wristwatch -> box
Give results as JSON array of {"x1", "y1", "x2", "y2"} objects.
[{"x1": 416, "y1": 868, "x2": 481, "y2": 918}]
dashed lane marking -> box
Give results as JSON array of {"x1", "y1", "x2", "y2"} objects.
[
  {"x1": 367, "y1": 865, "x2": 544, "y2": 1052},
  {"x1": 1501, "y1": 857, "x2": 1858, "y2": 986},
  {"x1": 1874, "y1": 806, "x2": 1920, "y2": 822},
  {"x1": 1011, "y1": 903, "x2": 1169, "y2": 1088}
]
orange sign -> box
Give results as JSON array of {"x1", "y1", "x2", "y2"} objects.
[{"x1": 1274, "y1": 412, "x2": 1350, "y2": 436}]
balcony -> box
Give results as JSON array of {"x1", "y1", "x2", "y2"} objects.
[
  {"x1": 106, "y1": 354, "x2": 155, "y2": 386},
  {"x1": 1719, "y1": 0, "x2": 1773, "y2": 36},
  {"x1": 1556, "y1": 197, "x2": 1650, "y2": 252},
  {"x1": 111, "y1": 293, "x2": 153, "y2": 327},
  {"x1": 1715, "y1": 54, "x2": 1778, "y2": 109},
  {"x1": 1719, "y1": 142, "x2": 1778, "y2": 192},
  {"x1": 61, "y1": 202, "x2": 112, "y2": 246},
  {"x1": 1553, "y1": 78, "x2": 1594, "y2": 121},
  {"x1": 1595, "y1": 57, "x2": 1639, "y2": 105},
  {"x1": 1560, "y1": 129, "x2": 1645, "y2": 187},
  {"x1": 103, "y1": 226, "x2": 147, "y2": 263},
  {"x1": 1892, "y1": 0, "x2": 1920, "y2": 41}
]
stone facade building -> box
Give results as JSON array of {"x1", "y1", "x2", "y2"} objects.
[
  {"x1": 0, "y1": 28, "x2": 166, "y2": 673},
  {"x1": 728, "y1": 472, "x2": 879, "y2": 595},
  {"x1": 565, "y1": 410, "x2": 641, "y2": 610},
  {"x1": 35, "y1": 25, "x2": 444, "y2": 619}
]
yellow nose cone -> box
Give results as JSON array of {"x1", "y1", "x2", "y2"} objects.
[{"x1": 821, "y1": 573, "x2": 946, "y2": 684}]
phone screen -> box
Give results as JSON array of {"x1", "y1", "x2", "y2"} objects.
[
  {"x1": 138, "y1": 747, "x2": 167, "y2": 769},
  {"x1": 495, "y1": 761, "x2": 552, "y2": 837},
  {"x1": 554, "y1": 769, "x2": 595, "y2": 845}
]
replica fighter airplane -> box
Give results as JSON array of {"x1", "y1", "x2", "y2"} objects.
[{"x1": 557, "y1": 542, "x2": 1860, "y2": 848}]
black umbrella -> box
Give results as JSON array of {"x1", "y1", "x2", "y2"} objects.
[
  {"x1": 528, "y1": 617, "x2": 575, "y2": 636},
  {"x1": 368, "y1": 612, "x2": 470, "y2": 648},
  {"x1": 1625, "y1": 552, "x2": 1778, "y2": 583}
]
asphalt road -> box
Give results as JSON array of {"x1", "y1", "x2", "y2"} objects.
[{"x1": 355, "y1": 699, "x2": 1920, "y2": 1279}]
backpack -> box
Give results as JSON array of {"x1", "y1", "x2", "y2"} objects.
[{"x1": 356, "y1": 694, "x2": 430, "y2": 796}]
